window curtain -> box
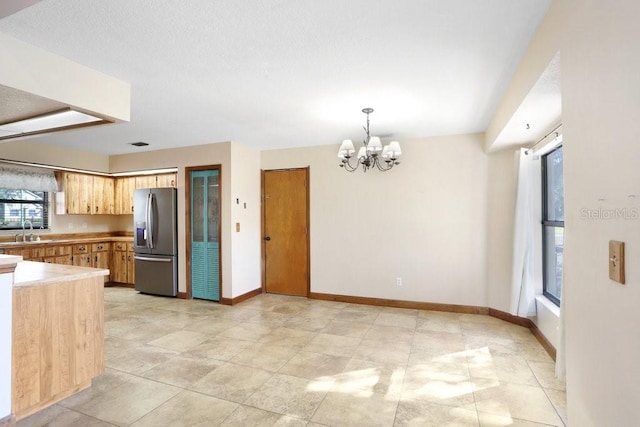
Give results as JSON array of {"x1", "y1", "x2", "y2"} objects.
[
  {"x1": 510, "y1": 148, "x2": 537, "y2": 317},
  {"x1": 0, "y1": 164, "x2": 58, "y2": 192},
  {"x1": 555, "y1": 246, "x2": 566, "y2": 380}
]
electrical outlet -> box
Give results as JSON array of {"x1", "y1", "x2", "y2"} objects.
[{"x1": 396, "y1": 277, "x2": 402, "y2": 286}]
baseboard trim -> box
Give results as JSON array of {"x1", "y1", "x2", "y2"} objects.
[
  {"x1": 308, "y1": 292, "x2": 489, "y2": 315},
  {"x1": 0, "y1": 414, "x2": 16, "y2": 427},
  {"x1": 487, "y1": 307, "x2": 533, "y2": 328},
  {"x1": 220, "y1": 287, "x2": 263, "y2": 306},
  {"x1": 308, "y1": 291, "x2": 556, "y2": 361},
  {"x1": 177, "y1": 292, "x2": 188, "y2": 299},
  {"x1": 530, "y1": 320, "x2": 557, "y2": 361}
]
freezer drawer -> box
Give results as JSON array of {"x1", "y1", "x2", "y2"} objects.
[{"x1": 134, "y1": 254, "x2": 177, "y2": 296}]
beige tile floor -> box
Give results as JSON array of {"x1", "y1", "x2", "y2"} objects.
[{"x1": 18, "y1": 287, "x2": 567, "y2": 427}]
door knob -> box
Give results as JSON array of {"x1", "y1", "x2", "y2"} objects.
[{"x1": 264, "y1": 236, "x2": 271, "y2": 241}]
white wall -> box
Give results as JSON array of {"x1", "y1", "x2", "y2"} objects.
[
  {"x1": 262, "y1": 134, "x2": 489, "y2": 306},
  {"x1": 229, "y1": 142, "x2": 262, "y2": 298}
]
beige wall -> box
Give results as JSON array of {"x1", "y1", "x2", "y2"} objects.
[
  {"x1": 262, "y1": 134, "x2": 489, "y2": 306},
  {"x1": 485, "y1": 148, "x2": 517, "y2": 312},
  {"x1": 560, "y1": 1, "x2": 640, "y2": 424},
  {"x1": 0, "y1": 140, "x2": 110, "y2": 172},
  {"x1": 229, "y1": 142, "x2": 262, "y2": 298},
  {"x1": 490, "y1": 0, "x2": 640, "y2": 423}
]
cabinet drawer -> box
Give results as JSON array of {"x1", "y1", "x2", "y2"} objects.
[
  {"x1": 73, "y1": 244, "x2": 90, "y2": 254},
  {"x1": 113, "y1": 242, "x2": 127, "y2": 251},
  {"x1": 92, "y1": 242, "x2": 111, "y2": 252},
  {"x1": 45, "y1": 245, "x2": 72, "y2": 257},
  {"x1": 126, "y1": 243, "x2": 134, "y2": 252}
]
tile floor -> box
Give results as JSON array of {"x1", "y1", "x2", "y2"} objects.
[{"x1": 18, "y1": 287, "x2": 567, "y2": 427}]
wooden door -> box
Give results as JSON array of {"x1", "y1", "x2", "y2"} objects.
[{"x1": 263, "y1": 168, "x2": 309, "y2": 296}]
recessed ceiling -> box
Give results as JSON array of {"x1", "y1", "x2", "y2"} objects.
[
  {"x1": 0, "y1": 0, "x2": 552, "y2": 155},
  {"x1": 0, "y1": 84, "x2": 67, "y2": 124}
]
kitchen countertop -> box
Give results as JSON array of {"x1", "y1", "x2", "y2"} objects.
[
  {"x1": 0, "y1": 254, "x2": 22, "y2": 267},
  {"x1": 13, "y1": 260, "x2": 109, "y2": 288},
  {"x1": 0, "y1": 236, "x2": 132, "y2": 248}
]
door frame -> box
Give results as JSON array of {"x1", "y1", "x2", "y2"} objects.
[
  {"x1": 261, "y1": 166, "x2": 311, "y2": 296},
  {"x1": 184, "y1": 164, "x2": 222, "y2": 301}
]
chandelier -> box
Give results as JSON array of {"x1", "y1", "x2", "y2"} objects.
[{"x1": 337, "y1": 108, "x2": 401, "y2": 172}]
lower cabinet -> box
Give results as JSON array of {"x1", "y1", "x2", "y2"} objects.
[
  {"x1": 72, "y1": 244, "x2": 92, "y2": 268},
  {"x1": 3, "y1": 239, "x2": 132, "y2": 285},
  {"x1": 111, "y1": 242, "x2": 135, "y2": 285}
]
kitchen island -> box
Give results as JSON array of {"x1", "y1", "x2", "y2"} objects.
[{"x1": 12, "y1": 260, "x2": 108, "y2": 420}]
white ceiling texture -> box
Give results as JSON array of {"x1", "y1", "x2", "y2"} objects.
[{"x1": 0, "y1": 0, "x2": 552, "y2": 155}]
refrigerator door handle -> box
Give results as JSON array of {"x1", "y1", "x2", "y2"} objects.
[
  {"x1": 147, "y1": 193, "x2": 154, "y2": 249},
  {"x1": 134, "y1": 255, "x2": 172, "y2": 263}
]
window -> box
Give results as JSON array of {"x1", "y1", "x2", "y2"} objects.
[
  {"x1": 541, "y1": 145, "x2": 564, "y2": 305},
  {"x1": 0, "y1": 189, "x2": 49, "y2": 230}
]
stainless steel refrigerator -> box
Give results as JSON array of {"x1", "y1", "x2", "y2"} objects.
[{"x1": 133, "y1": 187, "x2": 178, "y2": 296}]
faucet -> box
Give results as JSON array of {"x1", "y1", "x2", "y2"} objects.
[{"x1": 22, "y1": 220, "x2": 33, "y2": 242}]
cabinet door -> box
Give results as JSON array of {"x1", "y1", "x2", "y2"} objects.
[
  {"x1": 115, "y1": 177, "x2": 136, "y2": 214},
  {"x1": 72, "y1": 254, "x2": 92, "y2": 267},
  {"x1": 64, "y1": 173, "x2": 93, "y2": 214},
  {"x1": 126, "y1": 250, "x2": 135, "y2": 284},
  {"x1": 54, "y1": 255, "x2": 73, "y2": 265},
  {"x1": 111, "y1": 250, "x2": 127, "y2": 283},
  {"x1": 156, "y1": 173, "x2": 177, "y2": 188},
  {"x1": 135, "y1": 175, "x2": 157, "y2": 189},
  {"x1": 94, "y1": 251, "x2": 111, "y2": 282},
  {"x1": 93, "y1": 176, "x2": 115, "y2": 215}
]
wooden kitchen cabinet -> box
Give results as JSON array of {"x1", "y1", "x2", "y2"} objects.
[
  {"x1": 135, "y1": 175, "x2": 157, "y2": 189},
  {"x1": 59, "y1": 172, "x2": 115, "y2": 215},
  {"x1": 61, "y1": 172, "x2": 93, "y2": 214},
  {"x1": 135, "y1": 173, "x2": 177, "y2": 189},
  {"x1": 127, "y1": 243, "x2": 135, "y2": 284},
  {"x1": 111, "y1": 242, "x2": 134, "y2": 284},
  {"x1": 92, "y1": 242, "x2": 111, "y2": 282},
  {"x1": 114, "y1": 176, "x2": 135, "y2": 215},
  {"x1": 92, "y1": 176, "x2": 115, "y2": 215},
  {"x1": 155, "y1": 173, "x2": 177, "y2": 188}
]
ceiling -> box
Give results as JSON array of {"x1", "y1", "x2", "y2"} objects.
[{"x1": 0, "y1": 0, "x2": 552, "y2": 156}]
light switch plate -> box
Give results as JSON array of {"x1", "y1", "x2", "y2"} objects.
[{"x1": 609, "y1": 240, "x2": 625, "y2": 284}]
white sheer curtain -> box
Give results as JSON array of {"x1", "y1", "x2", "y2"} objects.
[
  {"x1": 510, "y1": 148, "x2": 537, "y2": 317},
  {"x1": 0, "y1": 163, "x2": 58, "y2": 192}
]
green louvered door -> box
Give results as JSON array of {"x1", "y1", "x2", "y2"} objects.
[{"x1": 191, "y1": 169, "x2": 221, "y2": 301}]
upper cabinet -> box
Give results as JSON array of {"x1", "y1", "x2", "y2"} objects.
[
  {"x1": 92, "y1": 176, "x2": 115, "y2": 215},
  {"x1": 59, "y1": 172, "x2": 115, "y2": 215},
  {"x1": 57, "y1": 172, "x2": 177, "y2": 215},
  {"x1": 114, "y1": 177, "x2": 135, "y2": 215},
  {"x1": 135, "y1": 173, "x2": 177, "y2": 189}
]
